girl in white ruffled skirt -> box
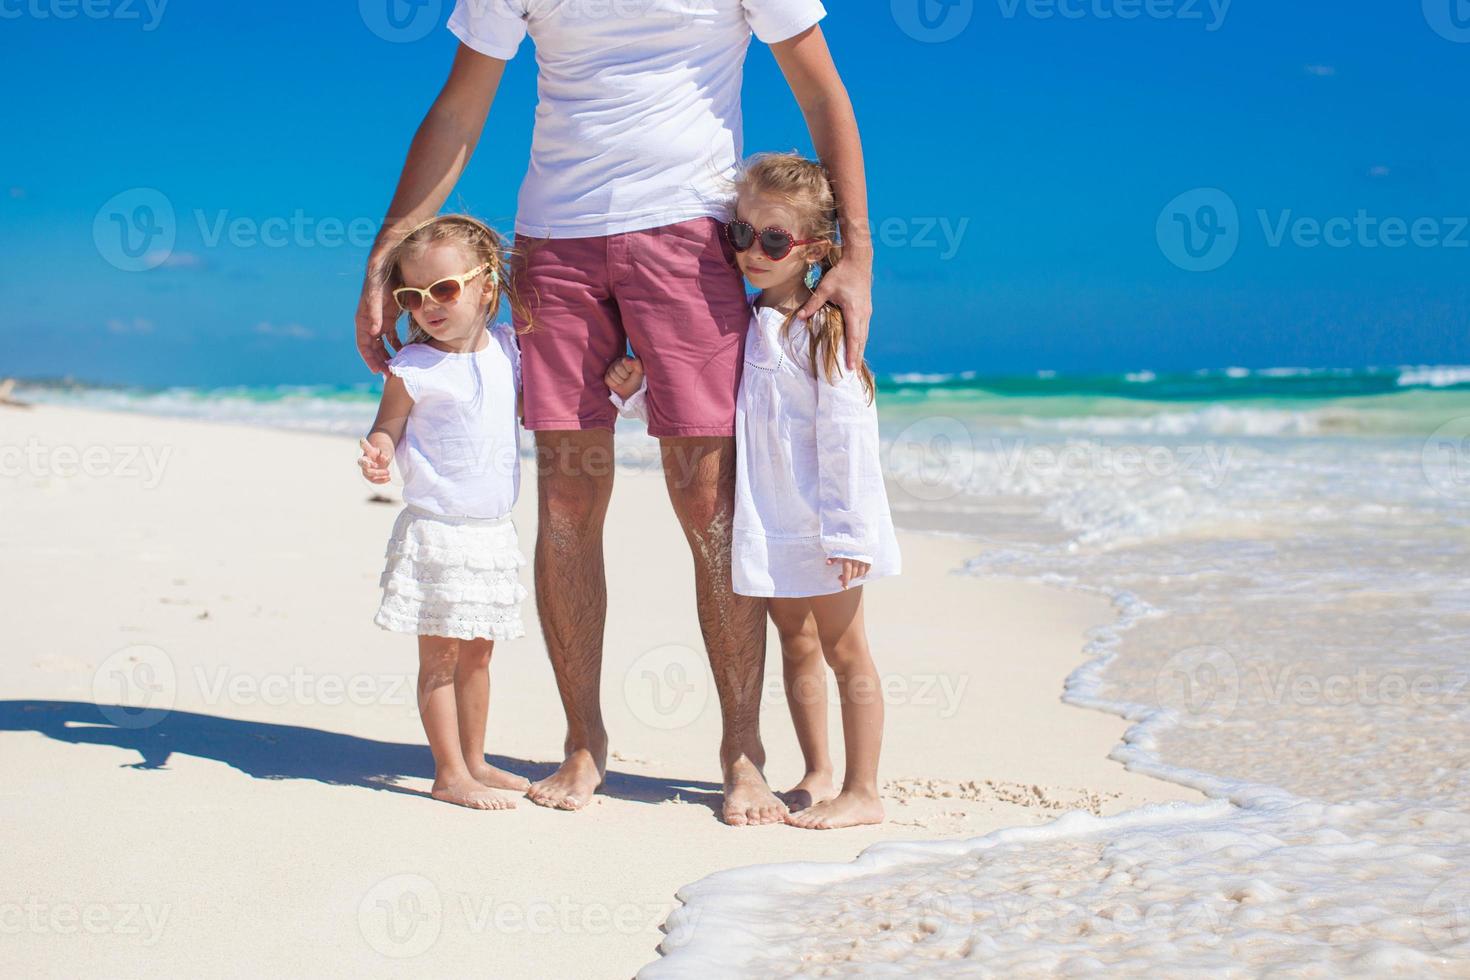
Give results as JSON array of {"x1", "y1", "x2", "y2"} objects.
[{"x1": 358, "y1": 214, "x2": 530, "y2": 811}]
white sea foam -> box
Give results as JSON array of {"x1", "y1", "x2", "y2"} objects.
[
  {"x1": 643, "y1": 418, "x2": 1470, "y2": 975},
  {"x1": 1398, "y1": 365, "x2": 1470, "y2": 388}
]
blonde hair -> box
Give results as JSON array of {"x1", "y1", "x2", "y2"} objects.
[
  {"x1": 377, "y1": 214, "x2": 526, "y2": 345},
  {"x1": 733, "y1": 152, "x2": 875, "y2": 403}
]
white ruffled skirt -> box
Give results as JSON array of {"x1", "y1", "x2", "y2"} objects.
[{"x1": 374, "y1": 505, "x2": 529, "y2": 641}]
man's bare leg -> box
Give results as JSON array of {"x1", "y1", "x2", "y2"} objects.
[
  {"x1": 661, "y1": 436, "x2": 786, "y2": 826},
  {"x1": 526, "y1": 429, "x2": 615, "y2": 810}
]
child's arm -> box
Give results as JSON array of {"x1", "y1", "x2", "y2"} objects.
[
  {"x1": 813, "y1": 361, "x2": 877, "y2": 589},
  {"x1": 604, "y1": 356, "x2": 649, "y2": 422},
  {"x1": 358, "y1": 374, "x2": 413, "y2": 484}
]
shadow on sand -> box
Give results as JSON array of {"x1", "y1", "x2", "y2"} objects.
[{"x1": 0, "y1": 700, "x2": 723, "y2": 811}]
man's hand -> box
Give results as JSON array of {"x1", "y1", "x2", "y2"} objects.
[
  {"x1": 604, "y1": 356, "x2": 645, "y2": 399},
  {"x1": 358, "y1": 437, "x2": 394, "y2": 484},
  {"x1": 356, "y1": 269, "x2": 403, "y2": 376},
  {"x1": 798, "y1": 257, "x2": 872, "y2": 370},
  {"x1": 827, "y1": 556, "x2": 872, "y2": 589}
]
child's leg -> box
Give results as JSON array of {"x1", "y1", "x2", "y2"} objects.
[
  {"x1": 453, "y1": 638, "x2": 531, "y2": 791},
  {"x1": 417, "y1": 635, "x2": 515, "y2": 810},
  {"x1": 768, "y1": 598, "x2": 836, "y2": 811},
  {"x1": 785, "y1": 587, "x2": 884, "y2": 830}
]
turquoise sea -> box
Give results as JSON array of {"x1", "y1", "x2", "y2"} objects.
[{"x1": 15, "y1": 364, "x2": 1470, "y2": 438}]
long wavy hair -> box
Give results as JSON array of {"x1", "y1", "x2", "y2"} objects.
[
  {"x1": 376, "y1": 214, "x2": 527, "y2": 346},
  {"x1": 733, "y1": 153, "x2": 875, "y2": 403}
]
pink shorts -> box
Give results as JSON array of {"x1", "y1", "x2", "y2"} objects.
[{"x1": 511, "y1": 217, "x2": 751, "y2": 438}]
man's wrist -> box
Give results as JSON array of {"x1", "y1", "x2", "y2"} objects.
[{"x1": 841, "y1": 236, "x2": 874, "y2": 271}]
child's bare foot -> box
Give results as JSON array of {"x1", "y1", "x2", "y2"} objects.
[
  {"x1": 431, "y1": 776, "x2": 519, "y2": 810},
  {"x1": 780, "y1": 771, "x2": 837, "y2": 813},
  {"x1": 466, "y1": 759, "x2": 531, "y2": 792},
  {"x1": 784, "y1": 790, "x2": 884, "y2": 829}
]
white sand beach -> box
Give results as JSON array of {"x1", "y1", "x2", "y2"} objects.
[{"x1": 1, "y1": 404, "x2": 1199, "y2": 976}]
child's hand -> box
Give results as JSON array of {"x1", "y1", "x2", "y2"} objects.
[
  {"x1": 604, "y1": 356, "x2": 645, "y2": 399},
  {"x1": 358, "y1": 437, "x2": 393, "y2": 484},
  {"x1": 828, "y1": 557, "x2": 871, "y2": 589}
]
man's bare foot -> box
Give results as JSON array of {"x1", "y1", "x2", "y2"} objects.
[
  {"x1": 784, "y1": 790, "x2": 884, "y2": 830},
  {"x1": 780, "y1": 771, "x2": 837, "y2": 813},
  {"x1": 431, "y1": 776, "x2": 519, "y2": 810},
  {"x1": 526, "y1": 747, "x2": 604, "y2": 811},
  {"x1": 466, "y1": 759, "x2": 532, "y2": 792},
  {"x1": 722, "y1": 757, "x2": 787, "y2": 826}
]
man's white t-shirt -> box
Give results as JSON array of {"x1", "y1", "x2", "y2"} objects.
[{"x1": 448, "y1": 0, "x2": 828, "y2": 239}]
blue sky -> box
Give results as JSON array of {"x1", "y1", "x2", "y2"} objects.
[{"x1": 2, "y1": 0, "x2": 1468, "y2": 387}]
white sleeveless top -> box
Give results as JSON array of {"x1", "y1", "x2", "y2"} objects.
[{"x1": 387, "y1": 325, "x2": 522, "y2": 520}]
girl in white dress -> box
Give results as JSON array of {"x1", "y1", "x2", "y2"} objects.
[
  {"x1": 358, "y1": 215, "x2": 530, "y2": 811},
  {"x1": 605, "y1": 154, "x2": 900, "y2": 829}
]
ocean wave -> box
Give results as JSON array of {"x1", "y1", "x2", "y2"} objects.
[{"x1": 1398, "y1": 365, "x2": 1470, "y2": 388}]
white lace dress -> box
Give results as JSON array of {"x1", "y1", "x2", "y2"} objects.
[{"x1": 373, "y1": 326, "x2": 529, "y2": 641}]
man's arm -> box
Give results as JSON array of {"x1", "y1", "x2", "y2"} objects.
[
  {"x1": 355, "y1": 46, "x2": 508, "y2": 375},
  {"x1": 771, "y1": 26, "x2": 873, "y2": 371}
]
